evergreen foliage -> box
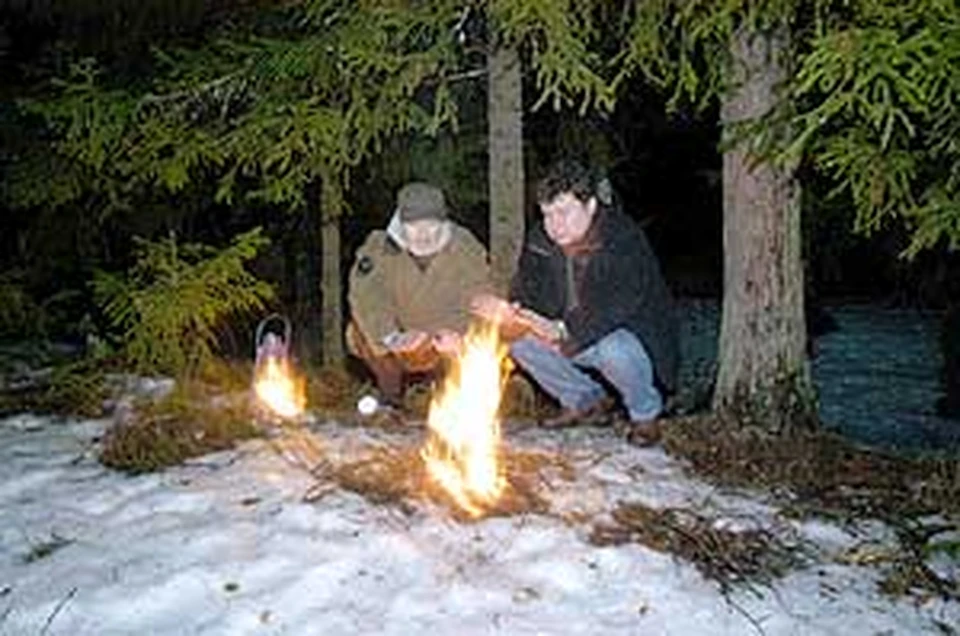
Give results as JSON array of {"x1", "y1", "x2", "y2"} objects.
[
  {"x1": 3, "y1": 2, "x2": 468, "y2": 215},
  {"x1": 789, "y1": 0, "x2": 960, "y2": 255},
  {"x1": 490, "y1": 0, "x2": 617, "y2": 113},
  {"x1": 5, "y1": 1, "x2": 957, "y2": 255},
  {"x1": 3, "y1": 1, "x2": 628, "y2": 217},
  {"x1": 616, "y1": 0, "x2": 960, "y2": 255},
  {"x1": 37, "y1": 359, "x2": 110, "y2": 418},
  {"x1": 0, "y1": 359, "x2": 109, "y2": 418},
  {"x1": 93, "y1": 228, "x2": 273, "y2": 376}
]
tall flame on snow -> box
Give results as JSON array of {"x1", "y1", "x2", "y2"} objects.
[{"x1": 421, "y1": 323, "x2": 509, "y2": 517}]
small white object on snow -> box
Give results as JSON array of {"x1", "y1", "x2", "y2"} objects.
[{"x1": 357, "y1": 394, "x2": 379, "y2": 416}]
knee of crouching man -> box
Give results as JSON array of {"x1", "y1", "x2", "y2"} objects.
[{"x1": 597, "y1": 328, "x2": 641, "y2": 358}]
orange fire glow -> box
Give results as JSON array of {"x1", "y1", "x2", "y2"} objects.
[
  {"x1": 421, "y1": 323, "x2": 509, "y2": 517},
  {"x1": 253, "y1": 357, "x2": 306, "y2": 419}
]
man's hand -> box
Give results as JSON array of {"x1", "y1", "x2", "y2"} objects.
[
  {"x1": 384, "y1": 330, "x2": 430, "y2": 354},
  {"x1": 431, "y1": 329, "x2": 462, "y2": 356},
  {"x1": 514, "y1": 308, "x2": 566, "y2": 345},
  {"x1": 470, "y1": 293, "x2": 518, "y2": 325},
  {"x1": 470, "y1": 294, "x2": 566, "y2": 346}
]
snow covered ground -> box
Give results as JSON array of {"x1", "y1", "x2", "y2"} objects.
[
  {"x1": 679, "y1": 299, "x2": 960, "y2": 453},
  {"x1": 2, "y1": 412, "x2": 957, "y2": 635}
]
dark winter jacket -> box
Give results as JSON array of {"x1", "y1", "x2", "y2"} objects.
[{"x1": 510, "y1": 206, "x2": 679, "y2": 393}]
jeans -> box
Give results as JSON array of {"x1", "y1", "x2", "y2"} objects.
[{"x1": 509, "y1": 328, "x2": 663, "y2": 421}]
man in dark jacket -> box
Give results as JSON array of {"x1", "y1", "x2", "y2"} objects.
[{"x1": 473, "y1": 159, "x2": 678, "y2": 444}]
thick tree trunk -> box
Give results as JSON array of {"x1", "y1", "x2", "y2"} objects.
[
  {"x1": 713, "y1": 24, "x2": 816, "y2": 432},
  {"x1": 320, "y1": 176, "x2": 344, "y2": 365},
  {"x1": 487, "y1": 40, "x2": 525, "y2": 294}
]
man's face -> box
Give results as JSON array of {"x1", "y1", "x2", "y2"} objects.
[
  {"x1": 403, "y1": 219, "x2": 446, "y2": 257},
  {"x1": 540, "y1": 193, "x2": 597, "y2": 247}
]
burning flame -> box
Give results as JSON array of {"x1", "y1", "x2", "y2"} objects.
[
  {"x1": 421, "y1": 323, "x2": 509, "y2": 517},
  {"x1": 254, "y1": 356, "x2": 306, "y2": 419}
]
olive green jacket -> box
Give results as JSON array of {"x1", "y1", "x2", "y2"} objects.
[{"x1": 347, "y1": 222, "x2": 491, "y2": 356}]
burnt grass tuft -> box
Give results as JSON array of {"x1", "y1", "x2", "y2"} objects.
[
  {"x1": 306, "y1": 444, "x2": 571, "y2": 521},
  {"x1": 99, "y1": 381, "x2": 259, "y2": 474},
  {"x1": 660, "y1": 414, "x2": 960, "y2": 520},
  {"x1": 0, "y1": 358, "x2": 111, "y2": 418},
  {"x1": 658, "y1": 413, "x2": 960, "y2": 601},
  {"x1": 590, "y1": 501, "x2": 804, "y2": 595}
]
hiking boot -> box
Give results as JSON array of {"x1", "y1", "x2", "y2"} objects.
[
  {"x1": 540, "y1": 398, "x2": 614, "y2": 429},
  {"x1": 625, "y1": 418, "x2": 663, "y2": 447}
]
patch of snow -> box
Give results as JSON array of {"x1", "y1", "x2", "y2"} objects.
[
  {"x1": 678, "y1": 299, "x2": 960, "y2": 453},
  {"x1": 0, "y1": 414, "x2": 956, "y2": 635},
  {"x1": 0, "y1": 414, "x2": 49, "y2": 432}
]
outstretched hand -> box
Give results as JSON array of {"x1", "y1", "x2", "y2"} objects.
[
  {"x1": 470, "y1": 293, "x2": 565, "y2": 346},
  {"x1": 469, "y1": 293, "x2": 518, "y2": 325},
  {"x1": 431, "y1": 329, "x2": 462, "y2": 356},
  {"x1": 385, "y1": 330, "x2": 430, "y2": 354}
]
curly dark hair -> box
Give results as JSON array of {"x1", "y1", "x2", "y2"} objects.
[{"x1": 535, "y1": 158, "x2": 598, "y2": 205}]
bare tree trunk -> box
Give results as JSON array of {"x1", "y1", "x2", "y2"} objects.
[
  {"x1": 488, "y1": 40, "x2": 525, "y2": 294},
  {"x1": 713, "y1": 23, "x2": 816, "y2": 432},
  {"x1": 320, "y1": 176, "x2": 344, "y2": 365},
  {"x1": 293, "y1": 190, "x2": 322, "y2": 366}
]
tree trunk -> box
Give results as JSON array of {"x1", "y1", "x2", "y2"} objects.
[
  {"x1": 487, "y1": 40, "x2": 525, "y2": 294},
  {"x1": 292, "y1": 191, "x2": 322, "y2": 367},
  {"x1": 713, "y1": 23, "x2": 816, "y2": 432},
  {"x1": 320, "y1": 175, "x2": 344, "y2": 365}
]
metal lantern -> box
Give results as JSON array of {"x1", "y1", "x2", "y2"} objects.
[{"x1": 254, "y1": 313, "x2": 292, "y2": 377}]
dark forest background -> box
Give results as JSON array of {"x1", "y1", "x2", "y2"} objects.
[{"x1": 1, "y1": 1, "x2": 957, "y2": 370}]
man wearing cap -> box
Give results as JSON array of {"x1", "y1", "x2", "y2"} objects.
[{"x1": 346, "y1": 182, "x2": 492, "y2": 406}]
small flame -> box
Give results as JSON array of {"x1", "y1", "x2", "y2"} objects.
[
  {"x1": 254, "y1": 356, "x2": 306, "y2": 419},
  {"x1": 421, "y1": 323, "x2": 509, "y2": 517}
]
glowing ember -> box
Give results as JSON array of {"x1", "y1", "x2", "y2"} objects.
[
  {"x1": 254, "y1": 356, "x2": 306, "y2": 419},
  {"x1": 421, "y1": 323, "x2": 509, "y2": 517}
]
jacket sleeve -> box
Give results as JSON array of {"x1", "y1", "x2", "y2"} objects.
[
  {"x1": 347, "y1": 231, "x2": 398, "y2": 354},
  {"x1": 455, "y1": 228, "x2": 494, "y2": 301},
  {"x1": 562, "y1": 229, "x2": 653, "y2": 353},
  {"x1": 509, "y1": 241, "x2": 540, "y2": 308}
]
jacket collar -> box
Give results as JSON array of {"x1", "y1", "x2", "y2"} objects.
[{"x1": 385, "y1": 209, "x2": 453, "y2": 257}]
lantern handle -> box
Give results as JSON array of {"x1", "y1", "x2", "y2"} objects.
[{"x1": 255, "y1": 313, "x2": 292, "y2": 357}]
